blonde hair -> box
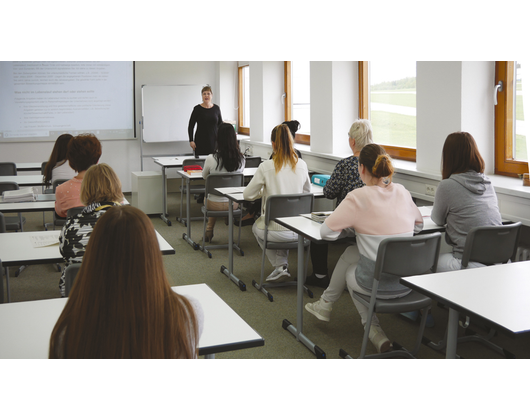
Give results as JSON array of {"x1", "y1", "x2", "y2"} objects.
[
  {"x1": 271, "y1": 124, "x2": 298, "y2": 173},
  {"x1": 80, "y1": 163, "x2": 123, "y2": 205},
  {"x1": 348, "y1": 119, "x2": 373, "y2": 152}
]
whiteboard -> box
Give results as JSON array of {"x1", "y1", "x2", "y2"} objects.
[{"x1": 141, "y1": 85, "x2": 203, "y2": 143}]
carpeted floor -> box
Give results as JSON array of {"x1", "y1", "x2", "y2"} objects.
[{"x1": 3, "y1": 191, "x2": 530, "y2": 359}]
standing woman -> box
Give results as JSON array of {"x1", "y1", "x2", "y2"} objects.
[
  {"x1": 188, "y1": 85, "x2": 223, "y2": 157},
  {"x1": 243, "y1": 124, "x2": 311, "y2": 282},
  {"x1": 43, "y1": 133, "x2": 76, "y2": 188}
]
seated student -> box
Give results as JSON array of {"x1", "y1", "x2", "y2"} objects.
[
  {"x1": 201, "y1": 122, "x2": 246, "y2": 242},
  {"x1": 305, "y1": 119, "x2": 373, "y2": 288},
  {"x1": 243, "y1": 123, "x2": 311, "y2": 281},
  {"x1": 50, "y1": 205, "x2": 203, "y2": 358},
  {"x1": 432, "y1": 131, "x2": 502, "y2": 271},
  {"x1": 54, "y1": 133, "x2": 102, "y2": 218},
  {"x1": 43, "y1": 134, "x2": 76, "y2": 188},
  {"x1": 305, "y1": 144, "x2": 423, "y2": 353},
  {"x1": 58, "y1": 163, "x2": 123, "y2": 297}
]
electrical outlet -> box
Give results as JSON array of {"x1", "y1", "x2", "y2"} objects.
[{"x1": 425, "y1": 184, "x2": 437, "y2": 197}]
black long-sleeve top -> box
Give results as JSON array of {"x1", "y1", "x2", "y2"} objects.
[{"x1": 188, "y1": 104, "x2": 223, "y2": 156}]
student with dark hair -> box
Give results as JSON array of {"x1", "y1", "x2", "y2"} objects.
[
  {"x1": 243, "y1": 123, "x2": 311, "y2": 282},
  {"x1": 54, "y1": 133, "x2": 102, "y2": 218},
  {"x1": 201, "y1": 122, "x2": 246, "y2": 242},
  {"x1": 43, "y1": 133, "x2": 76, "y2": 187},
  {"x1": 305, "y1": 144, "x2": 423, "y2": 353},
  {"x1": 432, "y1": 132, "x2": 502, "y2": 272},
  {"x1": 50, "y1": 205, "x2": 203, "y2": 358}
]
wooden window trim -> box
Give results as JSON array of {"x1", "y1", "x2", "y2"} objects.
[
  {"x1": 238, "y1": 65, "x2": 249, "y2": 136},
  {"x1": 494, "y1": 61, "x2": 528, "y2": 177},
  {"x1": 284, "y1": 61, "x2": 309, "y2": 145},
  {"x1": 360, "y1": 61, "x2": 416, "y2": 162}
]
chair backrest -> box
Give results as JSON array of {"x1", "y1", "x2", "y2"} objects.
[
  {"x1": 64, "y1": 263, "x2": 82, "y2": 297},
  {"x1": 374, "y1": 233, "x2": 442, "y2": 280},
  {"x1": 264, "y1": 193, "x2": 314, "y2": 225},
  {"x1": 0, "y1": 213, "x2": 6, "y2": 233},
  {"x1": 182, "y1": 158, "x2": 205, "y2": 169},
  {"x1": 0, "y1": 181, "x2": 20, "y2": 195},
  {"x1": 66, "y1": 206, "x2": 85, "y2": 218},
  {"x1": 244, "y1": 156, "x2": 261, "y2": 168},
  {"x1": 52, "y1": 178, "x2": 69, "y2": 192},
  {"x1": 205, "y1": 173, "x2": 244, "y2": 196},
  {"x1": 461, "y1": 222, "x2": 522, "y2": 268},
  {"x1": 41, "y1": 161, "x2": 48, "y2": 175},
  {"x1": 0, "y1": 162, "x2": 17, "y2": 176}
]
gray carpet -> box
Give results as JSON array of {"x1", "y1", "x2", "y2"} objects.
[{"x1": 3, "y1": 192, "x2": 530, "y2": 359}]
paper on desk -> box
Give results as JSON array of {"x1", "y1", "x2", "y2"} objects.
[
  {"x1": 418, "y1": 206, "x2": 432, "y2": 217},
  {"x1": 30, "y1": 234, "x2": 60, "y2": 248},
  {"x1": 219, "y1": 187, "x2": 245, "y2": 194}
]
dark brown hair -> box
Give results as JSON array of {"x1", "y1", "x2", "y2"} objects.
[
  {"x1": 441, "y1": 132, "x2": 485, "y2": 180},
  {"x1": 359, "y1": 143, "x2": 394, "y2": 180},
  {"x1": 67, "y1": 133, "x2": 102, "y2": 172},
  {"x1": 43, "y1": 134, "x2": 73, "y2": 186},
  {"x1": 201, "y1": 85, "x2": 212, "y2": 94},
  {"x1": 49, "y1": 206, "x2": 199, "y2": 358}
]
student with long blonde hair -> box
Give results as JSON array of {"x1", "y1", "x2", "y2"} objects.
[
  {"x1": 243, "y1": 123, "x2": 311, "y2": 282},
  {"x1": 50, "y1": 205, "x2": 203, "y2": 358}
]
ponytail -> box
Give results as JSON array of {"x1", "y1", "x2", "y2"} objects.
[{"x1": 359, "y1": 144, "x2": 394, "y2": 181}]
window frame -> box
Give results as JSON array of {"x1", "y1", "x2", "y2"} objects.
[
  {"x1": 284, "y1": 61, "x2": 310, "y2": 145},
  {"x1": 238, "y1": 65, "x2": 250, "y2": 136},
  {"x1": 360, "y1": 61, "x2": 417, "y2": 162},
  {"x1": 494, "y1": 61, "x2": 528, "y2": 177}
]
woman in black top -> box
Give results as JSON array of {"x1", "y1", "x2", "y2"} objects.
[{"x1": 188, "y1": 85, "x2": 223, "y2": 157}]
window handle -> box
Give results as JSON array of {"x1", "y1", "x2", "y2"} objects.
[
  {"x1": 281, "y1": 93, "x2": 286, "y2": 105},
  {"x1": 494, "y1": 80, "x2": 503, "y2": 105}
]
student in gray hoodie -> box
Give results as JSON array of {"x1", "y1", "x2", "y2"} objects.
[{"x1": 431, "y1": 132, "x2": 502, "y2": 271}]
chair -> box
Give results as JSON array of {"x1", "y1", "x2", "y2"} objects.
[
  {"x1": 199, "y1": 173, "x2": 244, "y2": 258},
  {"x1": 177, "y1": 158, "x2": 205, "y2": 225},
  {"x1": 425, "y1": 222, "x2": 522, "y2": 358},
  {"x1": 0, "y1": 162, "x2": 16, "y2": 176},
  {"x1": 45, "y1": 178, "x2": 69, "y2": 230},
  {"x1": 0, "y1": 181, "x2": 26, "y2": 232},
  {"x1": 64, "y1": 263, "x2": 82, "y2": 297},
  {"x1": 340, "y1": 232, "x2": 442, "y2": 359},
  {"x1": 244, "y1": 156, "x2": 261, "y2": 168},
  {"x1": 252, "y1": 193, "x2": 314, "y2": 302},
  {"x1": 0, "y1": 213, "x2": 9, "y2": 302}
]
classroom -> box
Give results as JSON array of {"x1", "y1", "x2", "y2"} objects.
[{"x1": 1, "y1": 57, "x2": 529, "y2": 417}]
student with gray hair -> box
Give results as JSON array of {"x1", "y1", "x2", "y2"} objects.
[{"x1": 305, "y1": 119, "x2": 374, "y2": 288}]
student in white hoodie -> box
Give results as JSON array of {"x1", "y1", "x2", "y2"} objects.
[
  {"x1": 431, "y1": 132, "x2": 502, "y2": 272},
  {"x1": 243, "y1": 123, "x2": 311, "y2": 282}
]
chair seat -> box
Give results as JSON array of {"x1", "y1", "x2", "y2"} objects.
[
  {"x1": 4, "y1": 215, "x2": 26, "y2": 231},
  {"x1": 352, "y1": 289, "x2": 431, "y2": 313},
  {"x1": 257, "y1": 237, "x2": 310, "y2": 250}
]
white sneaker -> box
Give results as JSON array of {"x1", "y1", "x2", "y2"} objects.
[
  {"x1": 305, "y1": 298, "x2": 332, "y2": 322},
  {"x1": 266, "y1": 265, "x2": 290, "y2": 282},
  {"x1": 368, "y1": 325, "x2": 392, "y2": 353}
]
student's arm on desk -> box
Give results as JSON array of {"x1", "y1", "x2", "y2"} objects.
[
  {"x1": 243, "y1": 165, "x2": 264, "y2": 201},
  {"x1": 320, "y1": 221, "x2": 355, "y2": 241},
  {"x1": 430, "y1": 182, "x2": 448, "y2": 226}
]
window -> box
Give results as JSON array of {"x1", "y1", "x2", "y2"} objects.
[
  {"x1": 495, "y1": 61, "x2": 528, "y2": 177},
  {"x1": 359, "y1": 61, "x2": 417, "y2": 161},
  {"x1": 284, "y1": 61, "x2": 310, "y2": 145},
  {"x1": 238, "y1": 65, "x2": 250, "y2": 135}
]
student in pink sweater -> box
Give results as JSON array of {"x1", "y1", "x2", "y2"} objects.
[{"x1": 305, "y1": 144, "x2": 423, "y2": 353}]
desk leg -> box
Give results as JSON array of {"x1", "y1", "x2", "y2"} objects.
[
  {"x1": 446, "y1": 308, "x2": 459, "y2": 359},
  {"x1": 282, "y1": 235, "x2": 326, "y2": 359},
  {"x1": 160, "y1": 167, "x2": 172, "y2": 226},
  {"x1": 182, "y1": 178, "x2": 199, "y2": 250},
  {"x1": 220, "y1": 199, "x2": 246, "y2": 291}
]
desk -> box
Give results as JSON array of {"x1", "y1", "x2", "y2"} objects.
[
  {"x1": 0, "y1": 194, "x2": 55, "y2": 213},
  {"x1": 0, "y1": 283, "x2": 264, "y2": 358},
  {"x1": 0, "y1": 175, "x2": 44, "y2": 187},
  {"x1": 0, "y1": 229, "x2": 174, "y2": 303},
  {"x1": 401, "y1": 260, "x2": 530, "y2": 359},
  {"x1": 15, "y1": 162, "x2": 42, "y2": 172},
  {"x1": 152, "y1": 155, "x2": 208, "y2": 226}
]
